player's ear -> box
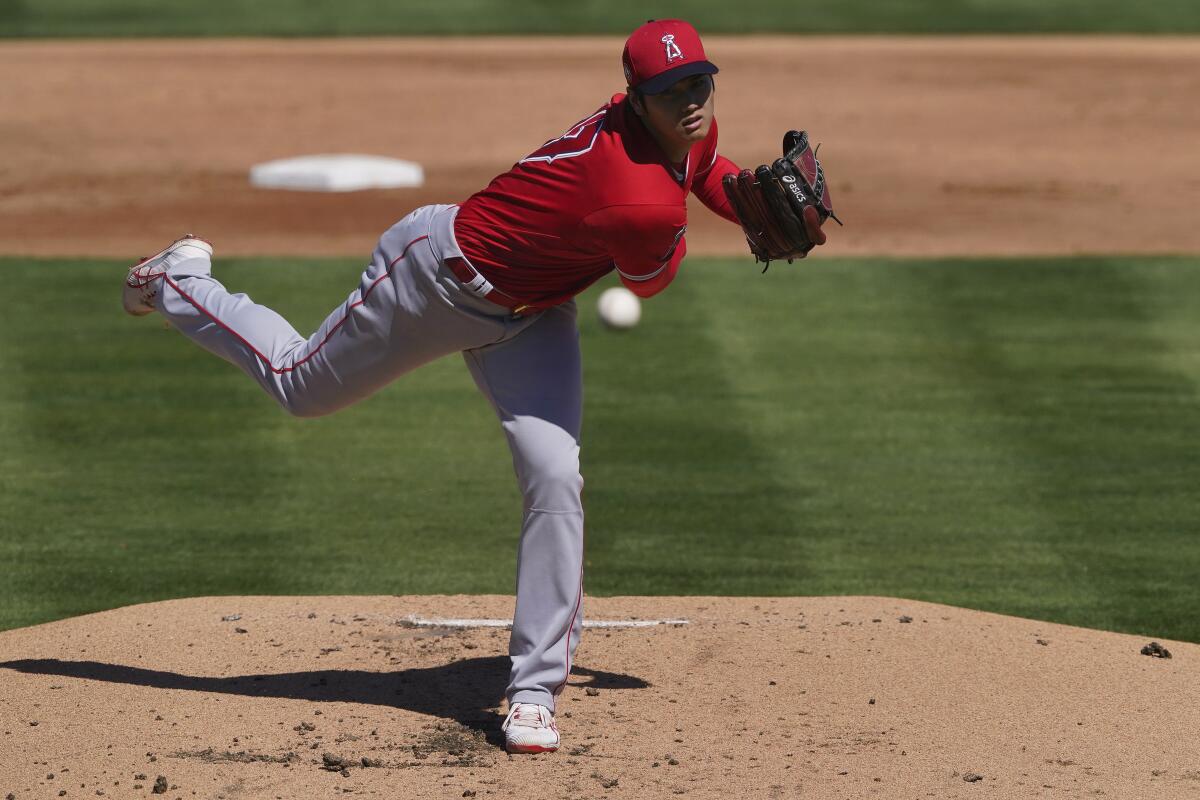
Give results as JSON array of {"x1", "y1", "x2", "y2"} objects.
[{"x1": 628, "y1": 89, "x2": 646, "y2": 117}]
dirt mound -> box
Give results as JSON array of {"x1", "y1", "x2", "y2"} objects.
[
  {"x1": 1, "y1": 37, "x2": 1199, "y2": 259},
  {"x1": 1, "y1": 595, "x2": 1195, "y2": 799}
]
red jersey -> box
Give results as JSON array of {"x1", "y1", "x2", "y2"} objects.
[{"x1": 453, "y1": 94, "x2": 740, "y2": 306}]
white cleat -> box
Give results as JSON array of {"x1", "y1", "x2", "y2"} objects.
[
  {"x1": 502, "y1": 702, "x2": 560, "y2": 754},
  {"x1": 123, "y1": 234, "x2": 213, "y2": 316}
]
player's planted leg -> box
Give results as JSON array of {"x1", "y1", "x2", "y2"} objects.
[{"x1": 464, "y1": 302, "x2": 585, "y2": 754}]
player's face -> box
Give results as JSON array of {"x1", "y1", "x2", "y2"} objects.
[{"x1": 637, "y1": 74, "x2": 715, "y2": 154}]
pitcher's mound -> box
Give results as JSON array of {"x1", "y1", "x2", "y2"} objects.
[{"x1": 0, "y1": 595, "x2": 1195, "y2": 799}]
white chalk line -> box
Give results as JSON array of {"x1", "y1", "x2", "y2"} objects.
[{"x1": 403, "y1": 615, "x2": 688, "y2": 629}]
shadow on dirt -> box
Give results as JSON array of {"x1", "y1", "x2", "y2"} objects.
[{"x1": 0, "y1": 656, "x2": 648, "y2": 748}]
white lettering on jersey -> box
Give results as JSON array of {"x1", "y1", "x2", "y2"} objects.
[{"x1": 519, "y1": 110, "x2": 607, "y2": 165}]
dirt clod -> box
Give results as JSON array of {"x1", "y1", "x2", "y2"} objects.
[
  {"x1": 1141, "y1": 642, "x2": 1172, "y2": 659},
  {"x1": 899, "y1": 616, "x2": 913, "y2": 623},
  {"x1": 411, "y1": 721, "x2": 490, "y2": 767},
  {"x1": 175, "y1": 748, "x2": 297, "y2": 765},
  {"x1": 585, "y1": 687, "x2": 600, "y2": 697},
  {"x1": 322, "y1": 753, "x2": 351, "y2": 770},
  {"x1": 592, "y1": 773, "x2": 619, "y2": 789}
]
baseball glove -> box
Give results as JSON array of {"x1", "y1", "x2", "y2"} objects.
[{"x1": 723, "y1": 130, "x2": 840, "y2": 269}]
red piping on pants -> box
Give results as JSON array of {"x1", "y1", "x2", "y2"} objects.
[
  {"x1": 552, "y1": 481, "x2": 585, "y2": 699},
  {"x1": 161, "y1": 235, "x2": 429, "y2": 375}
]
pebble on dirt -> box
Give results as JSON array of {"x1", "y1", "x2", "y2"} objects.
[
  {"x1": 963, "y1": 773, "x2": 984, "y2": 783},
  {"x1": 152, "y1": 776, "x2": 168, "y2": 794}
]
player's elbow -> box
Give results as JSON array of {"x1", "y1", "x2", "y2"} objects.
[
  {"x1": 619, "y1": 276, "x2": 665, "y2": 299},
  {"x1": 617, "y1": 257, "x2": 680, "y2": 299}
]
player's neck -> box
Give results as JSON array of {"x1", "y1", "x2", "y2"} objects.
[{"x1": 638, "y1": 117, "x2": 690, "y2": 165}]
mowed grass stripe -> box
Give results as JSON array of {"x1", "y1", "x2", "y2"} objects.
[
  {"x1": 906, "y1": 258, "x2": 1200, "y2": 636},
  {"x1": 579, "y1": 272, "x2": 807, "y2": 595},
  {"x1": 962, "y1": 260, "x2": 1187, "y2": 636},
  {"x1": 0, "y1": 258, "x2": 522, "y2": 629},
  {"x1": 2, "y1": 0, "x2": 1198, "y2": 36},
  {"x1": 173, "y1": 259, "x2": 522, "y2": 598},
  {"x1": 685, "y1": 259, "x2": 1087, "y2": 612},
  {"x1": 2, "y1": 256, "x2": 1199, "y2": 641}
]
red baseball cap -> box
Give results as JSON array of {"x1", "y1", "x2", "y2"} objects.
[{"x1": 622, "y1": 19, "x2": 719, "y2": 95}]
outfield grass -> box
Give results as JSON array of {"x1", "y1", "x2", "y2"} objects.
[
  {"x1": 2, "y1": 256, "x2": 1199, "y2": 642},
  {"x1": 1, "y1": 0, "x2": 1197, "y2": 37}
]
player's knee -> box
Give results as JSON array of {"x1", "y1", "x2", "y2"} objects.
[
  {"x1": 518, "y1": 452, "x2": 583, "y2": 510},
  {"x1": 278, "y1": 393, "x2": 332, "y2": 419}
]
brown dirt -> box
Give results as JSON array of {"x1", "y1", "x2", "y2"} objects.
[
  {"x1": 2, "y1": 37, "x2": 1199, "y2": 259},
  {"x1": 1, "y1": 595, "x2": 1197, "y2": 799}
]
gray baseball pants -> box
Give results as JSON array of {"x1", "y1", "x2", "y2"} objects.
[{"x1": 153, "y1": 203, "x2": 584, "y2": 711}]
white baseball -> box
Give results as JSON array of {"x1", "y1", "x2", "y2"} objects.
[{"x1": 596, "y1": 287, "x2": 642, "y2": 330}]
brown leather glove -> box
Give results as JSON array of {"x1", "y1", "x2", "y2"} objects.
[{"x1": 723, "y1": 130, "x2": 839, "y2": 269}]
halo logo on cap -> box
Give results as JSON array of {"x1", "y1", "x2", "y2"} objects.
[
  {"x1": 622, "y1": 19, "x2": 718, "y2": 95},
  {"x1": 662, "y1": 34, "x2": 683, "y2": 63}
]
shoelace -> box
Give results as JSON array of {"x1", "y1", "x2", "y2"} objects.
[{"x1": 502, "y1": 703, "x2": 551, "y2": 731}]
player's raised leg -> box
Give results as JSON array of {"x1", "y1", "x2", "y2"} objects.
[
  {"x1": 464, "y1": 301, "x2": 585, "y2": 754},
  {"x1": 123, "y1": 205, "x2": 512, "y2": 417}
]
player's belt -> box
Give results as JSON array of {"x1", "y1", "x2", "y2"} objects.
[{"x1": 444, "y1": 257, "x2": 535, "y2": 316}]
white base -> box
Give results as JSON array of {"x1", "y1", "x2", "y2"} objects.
[{"x1": 249, "y1": 153, "x2": 425, "y2": 192}]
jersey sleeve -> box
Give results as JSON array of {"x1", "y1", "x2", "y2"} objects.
[
  {"x1": 693, "y1": 154, "x2": 741, "y2": 224},
  {"x1": 692, "y1": 119, "x2": 741, "y2": 224},
  {"x1": 580, "y1": 204, "x2": 688, "y2": 299}
]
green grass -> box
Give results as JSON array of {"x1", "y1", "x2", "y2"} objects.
[
  {"x1": 2, "y1": 255, "x2": 1199, "y2": 643},
  {"x1": 1, "y1": 0, "x2": 1197, "y2": 37}
]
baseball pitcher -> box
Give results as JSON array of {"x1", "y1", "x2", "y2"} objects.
[{"x1": 122, "y1": 19, "x2": 833, "y2": 753}]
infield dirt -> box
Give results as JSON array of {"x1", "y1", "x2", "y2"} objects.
[
  {"x1": 1, "y1": 37, "x2": 1199, "y2": 258},
  {"x1": 2, "y1": 595, "x2": 1197, "y2": 799}
]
